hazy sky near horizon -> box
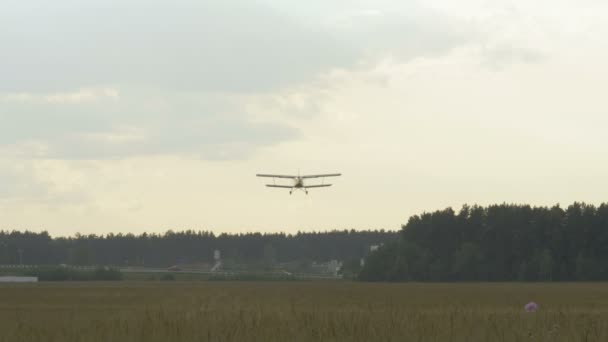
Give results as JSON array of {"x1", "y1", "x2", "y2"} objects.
[{"x1": 2, "y1": 0, "x2": 608, "y2": 236}]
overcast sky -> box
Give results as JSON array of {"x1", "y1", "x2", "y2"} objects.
[{"x1": 2, "y1": 0, "x2": 608, "y2": 236}]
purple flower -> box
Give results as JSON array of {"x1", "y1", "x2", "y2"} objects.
[{"x1": 524, "y1": 302, "x2": 539, "y2": 313}]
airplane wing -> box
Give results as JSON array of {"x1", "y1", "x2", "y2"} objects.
[
  {"x1": 256, "y1": 174, "x2": 297, "y2": 179},
  {"x1": 305, "y1": 184, "x2": 332, "y2": 188},
  {"x1": 301, "y1": 173, "x2": 341, "y2": 179},
  {"x1": 266, "y1": 185, "x2": 294, "y2": 188}
]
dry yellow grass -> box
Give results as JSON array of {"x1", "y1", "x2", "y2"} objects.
[{"x1": 1, "y1": 282, "x2": 607, "y2": 341}]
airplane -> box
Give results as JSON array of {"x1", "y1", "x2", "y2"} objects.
[{"x1": 256, "y1": 172, "x2": 341, "y2": 195}]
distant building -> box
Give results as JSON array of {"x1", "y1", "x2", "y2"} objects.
[
  {"x1": 211, "y1": 249, "x2": 222, "y2": 272},
  {"x1": 360, "y1": 244, "x2": 383, "y2": 268},
  {"x1": 167, "y1": 265, "x2": 181, "y2": 272},
  {"x1": 328, "y1": 260, "x2": 343, "y2": 276},
  {"x1": 0, "y1": 276, "x2": 38, "y2": 283},
  {"x1": 370, "y1": 244, "x2": 382, "y2": 252},
  {"x1": 311, "y1": 260, "x2": 343, "y2": 276}
]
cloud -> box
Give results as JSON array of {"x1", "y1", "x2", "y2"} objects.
[
  {"x1": 0, "y1": 162, "x2": 48, "y2": 201},
  {"x1": 322, "y1": 6, "x2": 477, "y2": 62},
  {"x1": 0, "y1": 0, "x2": 484, "y2": 93},
  {"x1": 0, "y1": 160, "x2": 83, "y2": 204},
  {"x1": 481, "y1": 45, "x2": 544, "y2": 69},
  {"x1": 0, "y1": 159, "x2": 94, "y2": 220},
  {"x1": 0, "y1": 0, "x2": 548, "y2": 161},
  {"x1": 1, "y1": 88, "x2": 120, "y2": 104},
  {"x1": 0, "y1": 0, "x2": 355, "y2": 93},
  {"x1": 44, "y1": 88, "x2": 120, "y2": 104},
  {"x1": 0, "y1": 89, "x2": 298, "y2": 160}
]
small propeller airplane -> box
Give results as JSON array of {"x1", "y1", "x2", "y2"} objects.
[{"x1": 256, "y1": 172, "x2": 341, "y2": 195}]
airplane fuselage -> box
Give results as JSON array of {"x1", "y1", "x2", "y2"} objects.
[{"x1": 294, "y1": 177, "x2": 304, "y2": 188}]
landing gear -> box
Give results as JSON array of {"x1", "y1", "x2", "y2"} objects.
[
  {"x1": 305, "y1": 190, "x2": 309, "y2": 195},
  {"x1": 289, "y1": 190, "x2": 292, "y2": 195}
]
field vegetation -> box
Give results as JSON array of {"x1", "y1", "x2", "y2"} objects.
[{"x1": 1, "y1": 282, "x2": 607, "y2": 341}]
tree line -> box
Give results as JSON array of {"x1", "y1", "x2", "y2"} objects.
[
  {"x1": 0, "y1": 230, "x2": 397, "y2": 267},
  {"x1": 360, "y1": 203, "x2": 608, "y2": 282}
]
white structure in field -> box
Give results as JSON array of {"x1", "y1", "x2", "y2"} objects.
[
  {"x1": 211, "y1": 249, "x2": 222, "y2": 272},
  {"x1": 370, "y1": 244, "x2": 382, "y2": 252},
  {"x1": 328, "y1": 260, "x2": 343, "y2": 276},
  {"x1": 360, "y1": 244, "x2": 384, "y2": 268},
  {"x1": 312, "y1": 260, "x2": 343, "y2": 276},
  {"x1": 0, "y1": 276, "x2": 38, "y2": 283}
]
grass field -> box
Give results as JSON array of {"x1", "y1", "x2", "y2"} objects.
[{"x1": 1, "y1": 282, "x2": 607, "y2": 341}]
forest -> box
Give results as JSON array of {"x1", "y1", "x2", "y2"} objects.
[
  {"x1": 0, "y1": 229, "x2": 396, "y2": 268},
  {"x1": 360, "y1": 203, "x2": 608, "y2": 282},
  {"x1": 5, "y1": 202, "x2": 608, "y2": 281}
]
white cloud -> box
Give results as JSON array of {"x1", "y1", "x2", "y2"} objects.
[
  {"x1": 0, "y1": 159, "x2": 87, "y2": 206},
  {"x1": 0, "y1": 0, "x2": 485, "y2": 93},
  {"x1": 0, "y1": 0, "x2": 546, "y2": 162},
  {"x1": 45, "y1": 88, "x2": 120, "y2": 104},
  {"x1": 1, "y1": 1, "x2": 353, "y2": 93},
  {"x1": 0, "y1": 89, "x2": 299, "y2": 160},
  {"x1": 1, "y1": 88, "x2": 120, "y2": 104}
]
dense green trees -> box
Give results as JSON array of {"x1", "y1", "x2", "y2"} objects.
[
  {"x1": 0, "y1": 230, "x2": 396, "y2": 267},
  {"x1": 6, "y1": 202, "x2": 607, "y2": 281},
  {"x1": 360, "y1": 203, "x2": 608, "y2": 282}
]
